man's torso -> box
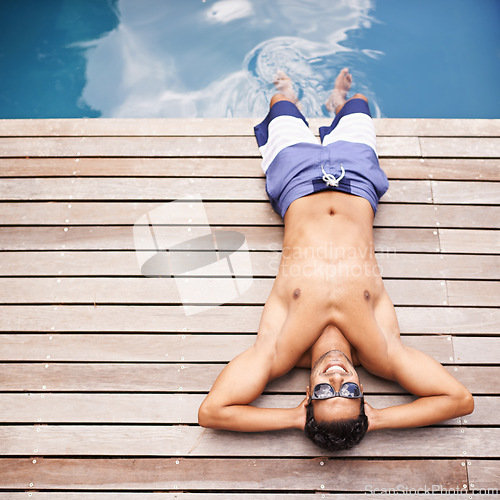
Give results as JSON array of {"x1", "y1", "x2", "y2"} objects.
[{"x1": 257, "y1": 190, "x2": 401, "y2": 378}]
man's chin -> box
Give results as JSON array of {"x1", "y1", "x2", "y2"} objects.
[{"x1": 311, "y1": 349, "x2": 356, "y2": 375}]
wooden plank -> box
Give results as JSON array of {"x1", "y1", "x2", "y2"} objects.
[
  {"x1": 0, "y1": 118, "x2": 261, "y2": 137},
  {"x1": 0, "y1": 305, "x2": 496, "y2": 334},
  {"x1": 453, "y1": 337, "x2": 500, "y2": 364},
  {"x1": 2, "y1": 202, "x2": 468, "y2": 228},
  {"x1": 0, "y1": 364, "x2": 491, "y2": 395},
  {"x1": 394, "y1": 307, "x2": 500, "y2": 335},
  {"x1": 0, "y1": 178, "x2": 432, "y2": 202},
  {"x1": 371, "y1": 118, "x2": 500, "y2": 137},
  {"x1": 0, "y1": 425, "x2": 495, "y2": 457},
  {"x1": 380, "y1": 180, "x2": 433, "y2": 203},
  {"x1": 0, "y1": 334, "x2": 453, "y2": 362},
  {"x1": 0, "y1": 177, "x2": 267, "y2": 200},
  {"x1": 375, "y1": 253, "x2": 500, "y2": 280},
  {"x1": 435, "y1": 205, "x2": 500, "y2": 228},
  {"x1": 0, "y1": 277, "x2": 447, "y2": 306},
  {"x1": 0, "y1": 251, "x2": 147, "y2": 276},
  {"x1": 379, "y1": 282, "x2": 448, "y2": 308},
  {"x1": 1, "y1": 251, "x2": 497, "y2": 280},
  {"x1": 0, "y1": 277, "x2": 268, "y2": 304},
  {"x1": 0, "y1": 201, "x2": 279, "y2": 226},
  {"x1": 447, "y1": 281, "x2": 500, "y2": 306},
  {"x1": 420, "y1": 137, "x2": 500, "y2": 158},
  {"x1": 0, "y1": 158, "x2": 266, "y2": 177},
  {"x1": 0, "y1": 495, "x2": 492, "y2": 500},
  {"x1": 0, "y1": 393, "x2": 491, "y2": 425},
  {"x1": 0, "y1": 363, "x2": 492, "y2": 394},
  {"x1": 0, "y1": 202, "x2": 497, "y2": 229},
  {"x1": 1, "y1": 157, "x2": 499, "y2": 180},
  {"x1": 0, "y1": 333, "x2": 254, "y2": 361},
  {"x1": 377, "y1": 136, "x2": 421, "y2": 156},
  {"x1": 0, "y1": 136, "x2": 420, "y2": 158},
  {"x1": 0, "y1": 494, "x2": 496, "y2": 500},
  {"x1": 439, "y1": 229, "x2": 500, "y2": 254},
  {"x1": 0, "y1": 136, "x2": 259, "y2": 158},
  {"x1": 0, "y1": 305, "x2": 267, "y2": 333},
  {"x1": 0, "y1": 226, "x2": 440, "y2": 252},
  {"x1": 0, "y1": 457, "x2": 467, "y2": 491},
  {"x1": 468, "y1": 460, "x2": 500, "y2": 492},
  {"x1": 380, "y1": 158, "x2": 500, "y2": 181},
  {"x1": 380, "y1": 205, "x2": 499, "y2": 229},
  {"x1": 0, "y1": 116, "x2": 498, "y2": 136},
  {"x1": 0, "y1": 393, "x2": 209, "y2": 424},
  {"x1": 432, "y1": 181, "x2": 500, "y2": 204}
]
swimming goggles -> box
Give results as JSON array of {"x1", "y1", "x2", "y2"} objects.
[{"x1": 310, "y1": 382, "x2": 363, "y2": 400}]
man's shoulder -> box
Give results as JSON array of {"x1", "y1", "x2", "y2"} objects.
[
  {"x1": 356, "y1": 332, "x2": 407, "y2": 381},
  {"x1": 257, "y1": 288, "x2": 289, "y2": 341}
]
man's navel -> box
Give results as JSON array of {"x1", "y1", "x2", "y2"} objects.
[
  {"x1": 364, "y1": 290, "x2": 370, "y2": 300},
  {"x1": 293, "y1": 288, "x2": 301, "y2": 299}
]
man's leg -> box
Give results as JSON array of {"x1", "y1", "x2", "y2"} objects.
[
  {"x1": 270, "y1": 70, "x2": 300, "y2": 108},
  {"x1": 325, "y1": 68, "x2": 368, "y2": 114},
  {"x1": 254, "y1": 69, "x2": 317, "y2": 171}
]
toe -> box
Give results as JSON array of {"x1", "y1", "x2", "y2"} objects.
[{"x1": 273, "y1": 69, "x2": 288, "y2": 82}]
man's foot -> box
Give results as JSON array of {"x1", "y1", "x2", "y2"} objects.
[
  {"x1": 325, "y1": 67, "x2": 352, "y2": 113},
  {"x1": 273, "y1": 70, "x2": 299, "y2": 105}
]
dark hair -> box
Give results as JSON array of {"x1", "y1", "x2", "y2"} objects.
[{"x1": 303, "y1": 398, "x2": 368, "y2": 451}]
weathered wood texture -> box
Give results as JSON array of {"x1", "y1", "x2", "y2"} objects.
[
  {"x1": 0, "y1": 496, "x2": 494, "y2": 500},
  {"x1": 0, "y1": 495, "x2": 495, "y2": 500},
  {"x1": 0, "y1": 457, "x2": 470, "y2": 490},
  {"x1": 0, "y1": 117, "x2": 498, "y2": 497}
]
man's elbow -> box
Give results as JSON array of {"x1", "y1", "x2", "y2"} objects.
[
  {"x1": 455, "y1": 389, "x2": 474, "y2": 416},
  {"x1": 198, "y1": 402, "x2": 219, "y2": 429},
  {"x1": 197, "y1": 403, "x2": 212, "y2": 428},
  {"x1": 463, "y1": 391, "x2": 475, "y2": 415}
]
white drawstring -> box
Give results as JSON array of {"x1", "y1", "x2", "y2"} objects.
[{"x1": 321, "y1": 164, "x2": 345, "y2": 187}]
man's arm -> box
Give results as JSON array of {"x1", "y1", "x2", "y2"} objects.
[
  {"x1": 198, "y1": 291, "x2": 305, "y2": 432},
  {"x1": 365, "y1": 340, "x2": 474, "y2": 432},
  {"x1": 198, "y1": 342, "x2": 306, "y2": 431}
]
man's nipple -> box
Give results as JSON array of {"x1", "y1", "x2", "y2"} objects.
[{"x1": 293, "y1": 288, "x2": 301, "y2": 299}]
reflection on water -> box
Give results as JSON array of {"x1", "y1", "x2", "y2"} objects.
[
  {"x1": 78, "y1": 0, "x2": 381, "y2": 118},
  {"x1": 2, "y1": 0, "x2": 497, "y2": 118}
]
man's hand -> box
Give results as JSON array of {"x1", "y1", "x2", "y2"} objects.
[
  {"x1": 293, "y1": 395, "x2": 309, "y2": 431},
  {"x1": 360, "y1": 342, "x2": 474, "y2": 432},
  {"x1": 198, "y1": 341, "x2": 305, "y2": 432},
  {"x1": 363, "y1": 401, "x2": 378, "y2": 432}
]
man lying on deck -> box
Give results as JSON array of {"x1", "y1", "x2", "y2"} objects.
[{"x1": 198, "y1": 68, "x2": 474, "y2": 451}]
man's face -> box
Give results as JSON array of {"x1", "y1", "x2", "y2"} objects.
[{"x1": 308, "y1": 350, "x2": 363, "y2": 422}]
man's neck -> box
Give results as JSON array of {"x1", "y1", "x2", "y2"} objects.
[{"x1": 310, "y1": 324, "x2": 353, "y2": 368}]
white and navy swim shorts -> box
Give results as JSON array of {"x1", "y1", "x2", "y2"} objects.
[{"x1": 254, "y1": 99, "x2": 389, "y2": 218}]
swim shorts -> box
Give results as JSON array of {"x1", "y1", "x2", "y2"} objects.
[{"x1": 254, "y1": 98, "x2": 389, "y2": 218}]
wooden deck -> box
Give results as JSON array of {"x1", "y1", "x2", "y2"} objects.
[{"x1": 0, "y1": 116, "x2": 498, "y2": 498}]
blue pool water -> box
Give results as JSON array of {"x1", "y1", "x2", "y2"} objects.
[{"x1": 1, "y1": 0, "x2": 499, "y2": 119}]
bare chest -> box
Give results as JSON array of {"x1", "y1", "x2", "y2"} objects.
[{"x1": 272, "y1": 256, "x2": 386, "y2": 350}]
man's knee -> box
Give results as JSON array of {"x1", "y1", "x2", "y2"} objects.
[
  {"x1": 350, "y1": 93, "x2": 368, "y2": 103},
  {"x1": 270, "y1": 93, "x2": 296, "y2": 108}
]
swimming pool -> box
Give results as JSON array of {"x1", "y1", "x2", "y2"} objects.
[{"x1": 1, "y1": 0, "x2": 499, "y2": 119}]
